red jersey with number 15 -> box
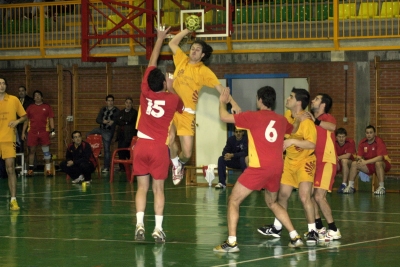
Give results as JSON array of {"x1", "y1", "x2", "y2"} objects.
[
  {"x1": 136, "y1": 66, "x2": 184, "y2": 144},
  {"x1": 234, "y1": 110, "x2": 293, "y2": 168}
]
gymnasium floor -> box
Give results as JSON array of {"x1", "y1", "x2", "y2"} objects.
[{"x1": 0, "y1": 172, "x2": 399, "y2": 267}]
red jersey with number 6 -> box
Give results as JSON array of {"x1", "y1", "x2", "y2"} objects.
[
  {"x1": 136, "y1": 66, "x2": 184, "y2": 144},
  {"x1": 234, "y1": 110, "x2": 293, "y2": 168}
]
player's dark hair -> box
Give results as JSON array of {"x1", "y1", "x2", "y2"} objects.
[
  {"x1": 105, "y1": 94, "x2": 114, "y2": 101},
  {"x1": 0, "y1": 77, "x2": 8, "y2": 86},
  {"x1": 71, "y1": 130, "x2": 82, "y2": 138},
  {"x1": 318, "y1": 93, "x2": 333, "y2": 113},
  {"x1": 366, "y1": 125, "x2": 376, "y2": 132},
  {"x1": 32, "y1": 90, "x2": 43, "y2": 98},
  {"x1": 148, "y1": 68, "x2": 165, "y2": 92},
  {"x1": 191, "y1": 40, "x2": 213, "y2": 62},
  {"x1": 19, "y1": 85, "x2": 26, "y2": 91},
  {"x1": 292, "y1": 88, "x2": 310, "y2": 110},
  {"x1": 257, "y1": 86, "x2": 276, "y2": 109},
  {"x1": 336, "y1": 127, "x2": 347, "y2": 136}
]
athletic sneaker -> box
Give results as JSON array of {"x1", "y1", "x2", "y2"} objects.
[
  {"x1": 213, "y1": 240, "x2": 240, "y2": 253},
  {"x1": 101, "y1": 168, "x2": 109, "y2": 173},
  {"x1": 288, "y1": 235, "x2": 304, "y2": 248},
  {"x1": 72, "y1": 175, "x2": 85, "y2": 184},
  {"x1": 257, "y1": 224, "x2": 282, "y2": 237},
  {"x1": 10, "y1": 200, "x2": 20, "y2": 211},
  {"x1": 343, "y1": 185, "x2": 356, "y2": 194},
  {"x1": 45, "y1": 170, "x2": 52, "y2": 176},
  {"x1": 303, "y1": 227, "x2": 326, "y2": 241},
  {"x1": 374, "y1": 186, "x2": 386, "y2": 195},
  {"x1": 152, "y1": 228, "x2": 166, "y2": 243},
  {"x1": 337, "y1": 183, "x2": 346, "y2": 193},
  {"x1": 27, "y1": 170, "x2": 34, "y2": 177},
  {"x1": 306, "y1": 230, "x2": 319, "y2": 246},
  {"x1": 135, "y1": 224, "x2": 145, "y2": 241},
  {"x1": 172, "y1": 162, "x2": 184, "y2": 185},
  {"x1": 215, "y1": 183, "x2": 226, "y2": 189},
  {"x1": 326, "y1": 229, "x2": 342, "y2": 240}
]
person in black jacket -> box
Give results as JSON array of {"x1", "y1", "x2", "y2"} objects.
[
  {"x1": 115, "y1": 97, "x2": 138, "y2": 172},
  {"x1": 215, "y1": 128, "x2": 248, "y2": 189},
  {"x1": 16, "y1": 85, "x2": 34, "y2": 153},
  {"x1": 60, "y1": 131, "x2": 96, "y2": 184},
  {"x1": 86, "y1": 95, "x2": 119, "y2": 173}
]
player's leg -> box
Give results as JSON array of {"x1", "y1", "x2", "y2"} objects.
[
  {"x1": 168, "y1": 123, "x2": 178, "y2": 159},
  {"x1": 337, "y1": 158, "x2": 351, "y2": 193},
  {"x1": 135, "y1": 174, "x2": 150, "y2": 241},
  {"x1": 314, "y1": 188, "x2": 341, "y2": 240},
  {"x1": 258, "y1": 183, "x2": 293, "y2": 237},
  {"x1": 265, "y1": 190, "x2": 303, "y2": 247},
  {"x1": 344, "y1": 161, "x2": 368, "y2": 193},
  {"x1": 214, "y1": 181, "x2": 251, "y2": 252},
  {"x1": 152, "y1": 178, "x2": 166, "y2": 243},
  {"x1": 2, "y1": 143, "x2": 19, "y2": 211},
  {"x1": 374, "y1": 161, "x2": 387, "y2": 195},
  {"x1": 27, "y1": 145, "x2": 36, "y2": 176},
  {"x1": 299, "y1": 181, "x2": 319, "y2": 245}
]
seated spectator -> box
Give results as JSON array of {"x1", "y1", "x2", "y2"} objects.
[
  {"x1": 86, "y1": 95, "x2": 119, "y2": 173},
  {"x1": 215, "y1": 128, "x2": 248, "y2": 189},
  {"x1": 335, "y1": 127, "x2": 356, "y2": 193},
  {"x1": 60, "y1": 131, "x2": 96, "y2": 184},
  {"x1": 115, "y1": 97, "x2": 138, "y2": 172},
  {"x1": 343, "y1": 125, "x2": 391, "y2": 195}
]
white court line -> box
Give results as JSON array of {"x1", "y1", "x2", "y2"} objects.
[{"x1": 211, "y1": 235, "x2": 400, "y2": 267}]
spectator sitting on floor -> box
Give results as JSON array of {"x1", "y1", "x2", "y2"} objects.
[
  {"x1": 335, "y1": 127, "x2": 356, "y2": 193},
  {"x1": 215, "y1": 128, "x2": 248, "y2": 189},
  {"x1": 60, "y1": 131, "x2": 96, "y2": 184}
]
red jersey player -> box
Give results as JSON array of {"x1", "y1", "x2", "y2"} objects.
[
  {"x1": 214, "y1": 86, "x2": 304, "y2": 253},
  {"x1": 133, "y1": 26, "x2": 184, "y2": 244}
]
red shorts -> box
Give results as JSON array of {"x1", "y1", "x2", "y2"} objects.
[
  {"x1": 133, "y1": 139, "x2": 170, "y2": 180},
  {"x1": 238, "y1": 166, "x2": 282, "y2": 192},
  {"x1": 27, "y1": 131, "x2": 50, "y2": 147},
  {"x1": 314, "y1": 162, "x2": 336, "y2": 191},
  {"x1": 366, "y1": 160, "x2": 391, "y2": 175}
]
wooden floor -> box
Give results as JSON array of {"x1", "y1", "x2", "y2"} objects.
[{"x1": 1, "y1": 172, "x2": 400, "y2": 267}]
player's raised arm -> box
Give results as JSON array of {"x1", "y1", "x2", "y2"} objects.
[
  {"x1": 168, "y1": 29, "x2": 191, "y2": 55},
  {"x1": 149, "y1": 26, "x2": 171, "y2": 67}
]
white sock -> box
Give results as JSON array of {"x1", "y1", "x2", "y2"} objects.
[
  {"x1": 379, "y1": 182, "x2": 385, "y2": 188},
  {"x1": 308, "y1": 223, "x2": 316, "y2": 232},
  {"x1": 45, "y1": 163, "x2": 51, "y2": 171},
  {"x1": 136, "y1": 212, "x2": 144, "y2": 226},
  {"x1": 171, "y1": 157, "x2": 179, "y2": 168},
  {"x1": 11, "y1": 197, "x2": 16, "y2": 201},
  {"x1": 349, "y1": 181, "x2": 355, "y2": 187},
  {"x1": 289, "y1": 230, "x2": 299, "y2": 239},
  {"x1": 155, "y1": 215, "x2": 163, "y2": 230},
  {"x1": 228, "y1": 236, "x2": 236, "y2": 244},
  {"x1": 342, "y1": 182, "x2": 347, "y2": 186},
  {"x1": 273, "y1": 218, "x2": 283, "y2": 230}
]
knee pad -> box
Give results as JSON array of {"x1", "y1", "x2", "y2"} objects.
[{"x1": 42, "y1": 146, "x2": 51, "y2": 160}]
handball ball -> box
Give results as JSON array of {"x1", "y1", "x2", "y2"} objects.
[{"x1": 185, "y1": 14, "x2": 201, "y2": 31}]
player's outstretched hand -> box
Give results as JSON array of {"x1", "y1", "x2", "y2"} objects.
[{"x1": 156, "y1": 25, "x2": 171, "y2": 40}]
